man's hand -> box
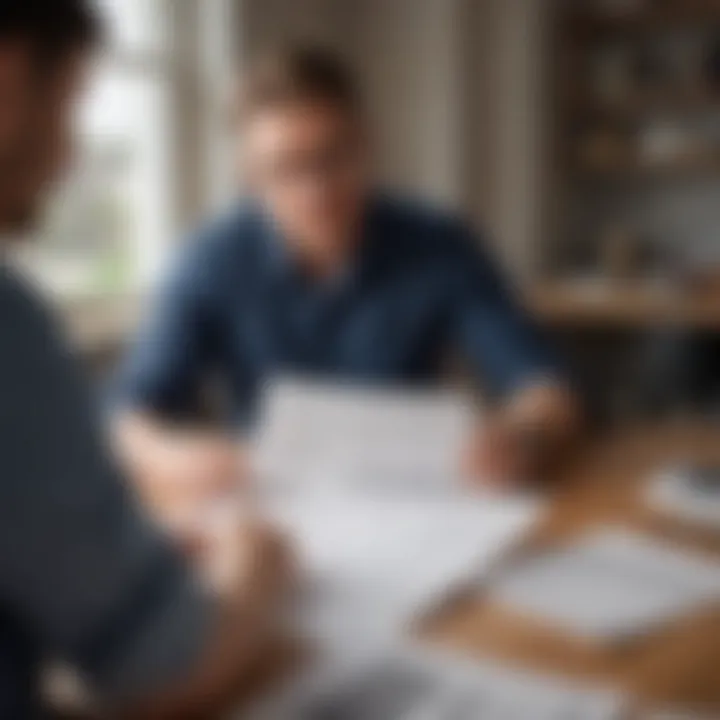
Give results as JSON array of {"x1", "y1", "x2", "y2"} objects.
[
  {"x1": 114, "y1": 414, "x2": 249, "y2": 514},
  {"x1": 465, "y1": 383, "x2": 580, "y2": 488},
  {"x1": 465, "y1": 419, "x2": 534, "y2": 488},
  {"x1": 200, "y1": 510, "x2": 296, "y2": 609},
  {"x1": 129, "y1": 515, "x2": 297, "y2": 720},
  {"x1": 144, "y1": 433, "x2": 244, "y2": 507}
]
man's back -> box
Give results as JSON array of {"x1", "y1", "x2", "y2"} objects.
[
  {"x1": 0, "y1": 270, "x2": 59, "y2": 714},
  {"x1": 0, "y1": 4, "x2": 298, "y2": 715},
  {"x1": 0, "y1": 265, "x2": 210, "y2": 713}
]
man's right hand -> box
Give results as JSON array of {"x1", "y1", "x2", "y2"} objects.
[
  {"x1": 131, "y1": 516, "x2": 297, "y2": 719},
  {"x1": 202, "y1": 512, "x2": 296, "y2": 614},
  {"x1": 145, "y1": 433, "x2": 244, "y2": 507},
  {"x1": 114, "y1": 414, "x2": 249, "y2": 515}
]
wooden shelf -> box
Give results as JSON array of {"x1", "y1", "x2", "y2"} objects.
[
  {"x1": 576, "y1": 89, "x2": 720, "y2": 122},
  {"x1": 527, "y1": 279, "x2": 720, "y2": 330},
  {"x1": 572, "y1": 6, "x2": 720, "y2": 35},
  {"x1": 573, "y1": 156, "x2": 720, "y2": 181}
]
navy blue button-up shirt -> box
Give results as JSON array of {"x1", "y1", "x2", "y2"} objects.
[{"x1": 116, "y1": 194, "x2": 561, "y2": 425}]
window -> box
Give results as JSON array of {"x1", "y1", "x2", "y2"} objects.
[
  {"x1": 23, "y1": 0, "x2": 170, "y2": 298},
  {"x1": 22, "y1": 0, "x2": 237, "y2": 300}
]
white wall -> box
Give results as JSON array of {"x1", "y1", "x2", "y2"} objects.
[
  {"x1": 353, "y1": 0, "x2": 552, "y2": 279},
  {"x1": 352, "y1": 0, "x2": 464, "y2": 206},
  {"x1": 489, "y1": 0, "x2": 550, "y2": 278},
  {"x1": 238, "y1": 0, "x2": 360, "y2": 59}
]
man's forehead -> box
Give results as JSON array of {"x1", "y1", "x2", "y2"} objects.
[{"x1": 245, "y1": 104, "x2": 355, "y2": 148}]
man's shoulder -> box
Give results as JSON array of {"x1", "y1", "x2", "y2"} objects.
[
  {"x1": 169, "y1": 202, "x2": 269, "y2": 288},
  {"x1": 0, "y1": 265, "x2": 57, "y2": 337},
  {"x1": 371, "y1": 192, "x2": 477, "y2": 259},
  {"x1": 0, "y1": 265, "x2": 68, "y2": 382},
  {"x1": 373, "y1": 192, "x2": 457, "y2": 226},
  {"x1": 186, "y1": 202, "x2": 267, "y2": 260}
]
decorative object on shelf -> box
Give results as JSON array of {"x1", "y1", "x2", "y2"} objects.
[
  {"x1": 599, "y1": 226, "x2": 650, "y2": 280},
  {"x1": 638, "y1": 121, "x2": 697, "y2": 166},
  {"x1": 593, "y1": 45, "x2": 635, "y2": 105},
  {"x1": 632, "y1": 40, "x2": 676, "y2": 94},
  {"x1": 578, "y1": 128, "x2": 635, "y2": 170}
]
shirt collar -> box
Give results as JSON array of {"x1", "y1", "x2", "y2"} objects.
[{"x1": 258, "y1": 195, "x2": 383, "y2": 290}]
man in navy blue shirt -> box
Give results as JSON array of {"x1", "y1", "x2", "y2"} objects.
[{"x1": 115, "y1": 45, "x2": 579, "y2": 498}]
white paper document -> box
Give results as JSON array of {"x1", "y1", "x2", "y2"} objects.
[
  {"x1": 646, "y1": 465, "x2": 720, "y2": 530},
  {"x1": 264, "y1": 493, "x2": 539, "y2": 653},
  {"x1": 254, "y1": 377, "x2": 475, "y2": 492},
  {"x1": 245, "y1": 646, "x2": 626, "y2": 720},
  {"x1": 251, "y1": 378, "x2": 538, "y2": 651},
  {"x1": 490, "y1": 529, "x2": 720, "y2": 640}
]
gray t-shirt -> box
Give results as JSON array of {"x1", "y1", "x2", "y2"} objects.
[{"x1": 0, "y1": 265, "x2": 209, "y2": 715}]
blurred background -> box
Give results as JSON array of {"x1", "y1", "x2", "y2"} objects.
[{"x1": 27, "y1": 0, "x2": 720, "y2": 427}]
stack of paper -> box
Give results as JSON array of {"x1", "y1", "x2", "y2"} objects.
[
  {"x1": 265, "y1": 492, "x2": 539, "y2": 653},
  {"x1": 254, "y1": 377, "x2": 475, "y2": 493},
  {"x1": 490, "y1": 529, "x2": 720, "y2": 640},
  {"x1": 647, "y1": 465, "x2": 720, "y2": 530},
  {"x1": 246, "y1": 646, "x2": 626, "y2": 720},
  {"x1": 251, "y1": 378, "x2": 540, "y2": 672}
]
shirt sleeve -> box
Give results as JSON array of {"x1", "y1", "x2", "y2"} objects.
[
  {"x1": 0, "y1": 274, "x2": 211, "y2": 702},
  {"x1": 448, "y1": 227, "x2": 564, "y2": 399},
  {"x1": 113, "y1": 240, "x2": 218, "y2": 420}
]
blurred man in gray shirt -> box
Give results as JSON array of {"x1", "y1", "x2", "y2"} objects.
[{"x1": 0, "y1": 2, "x2": 293, "y2": 717}]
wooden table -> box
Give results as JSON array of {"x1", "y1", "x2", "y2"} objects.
[
  {"x1": 419, "y1": 421, "x2": 720, "y2": 718},
  {"x1": 240, "y1": 422, "x2": 720, "y2": 719},
  {"x1": 54, "y1": 423, "x2": 720, "y2": 718}
]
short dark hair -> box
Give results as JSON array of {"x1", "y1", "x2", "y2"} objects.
[
  {"x1": 237, "y1": 43, "x2": 362, "y2": 122},
  {"x1": 0, "y1": 0, "x2": 103, "y2": 64}
]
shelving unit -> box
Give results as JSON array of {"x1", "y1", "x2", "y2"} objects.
[
  {"x1": 577, "y1": 87, "x2": 720, "y2": 122},
  {"x1": 571, "y1": 3, "x2": 720, "y2": 34},
  {"x1": 542, "y1": 0, "x2": 720, "y2": 328}
]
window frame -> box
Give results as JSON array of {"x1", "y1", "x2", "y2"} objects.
[{"x1": 56, "y1": 0, "x2": 239, "y2": 350}]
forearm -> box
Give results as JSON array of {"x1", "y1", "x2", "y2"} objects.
[
  {"x1": 503, "y1": 382, "x2": 580, "y2": 439},
  {"x1": 116, "y1": 597, "x2": 274, "y2": 720},
  {"x1": 46, "y1": 597, "x2": 272, "y2": 720},
  {"x1": 114, "y1": 410, "x2": 169, "y2": 472},
  {"x1": 113, "y1": 412, "x2": 183, "y2": 507},
  {"x1": 114, "y1": 522, "x2": 293, "y2": 720},
  {"x1": 493, "y1": 382, "x2": 582, "y2": 479},
  {"x1": 113, "y1": 412, "x2": 240, "y2": 508}
]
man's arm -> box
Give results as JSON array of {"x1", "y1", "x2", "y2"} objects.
[
  {"x1": 448, "y1": 230, "x2": 580, "y2": 483},
  {"x1": 117, "y1": 520, "x2": 294, "y2": 719},
  {"x1": 0, "y1": 274, "x2": 289, "y2": 716},
  {"x1": 114, "y1": 414, "x2": 241, "y2": 519},
  {"x1": 112, "y1": 240, "x2": 242, "y2": 504}
]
